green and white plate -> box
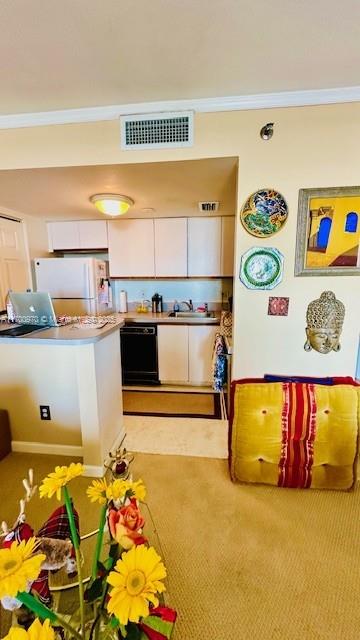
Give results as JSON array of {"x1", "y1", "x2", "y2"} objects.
[{"x1": 240, "y1": 247, "x2": 284, "y2": 289}]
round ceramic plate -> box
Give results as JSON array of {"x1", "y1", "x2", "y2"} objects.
[
  {"x1": 240, "y1": 247, "x2": 284, "y2": 290},
  {"x1": 240, "y1": 189, "x2": 288, "y2": 237}
]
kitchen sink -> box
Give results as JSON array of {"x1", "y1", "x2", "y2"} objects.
[{"x1": 167, "y1": 311, "x2": 216, "y2": 318}]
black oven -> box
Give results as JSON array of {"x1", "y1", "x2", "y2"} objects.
[{"x1": 120, "y1": 323, "x2": 160, "y2": 385}]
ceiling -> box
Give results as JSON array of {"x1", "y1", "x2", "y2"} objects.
[
  {"x1": 0, "y1": 0, "x2": 359, "y2": 115},
  {"x1": 0, "y1": 158, "x2": 238, "y2": 220}
]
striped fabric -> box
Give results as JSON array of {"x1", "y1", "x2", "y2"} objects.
[{"x1": 278, "y1": 382, "x2": 317, "y2": 489}]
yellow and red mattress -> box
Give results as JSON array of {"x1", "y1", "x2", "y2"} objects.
[{"x1": 229, "y1": 378, "x2": 360, "y2": 490}]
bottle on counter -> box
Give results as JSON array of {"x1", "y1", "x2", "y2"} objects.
[
  {"x1": 173, "y1": 300, "x2": 180, "y2": 312},
  {"x1": 151, "y1": 293, "x2": 163, "y2": 313},
  {"x1": 5, "y1": 290, "x2": 15, "y2": 323}
]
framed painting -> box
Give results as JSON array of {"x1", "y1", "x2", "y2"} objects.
[{"x1": 295, "y1": 186, "x2": 360, "y2": 276}]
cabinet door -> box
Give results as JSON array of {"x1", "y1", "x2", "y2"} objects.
[
  {"x1": 188, "y1": 325, "x2": 218, "y2": 384},
  {"x1": 79, "y1": 221, "x2": 108, "y2": 249},
  {"x1": 158, "y1": 325, "x2": 188, "y2": 383},
  {"x1": 47, "y1": 221, "x2": 80, "y2": 251},
  {"x1": 188, "y1": 217, "x2": 222, "y2": 276},
  {"x1": 221, "y1": 217, "x2": 235, "y2": 276},
  {"x1": 108, "y1": 219, "x2": 155, "y2": 277},
  {"x1": 154, "y1": 218, "x2": 187, "y2": 277}
]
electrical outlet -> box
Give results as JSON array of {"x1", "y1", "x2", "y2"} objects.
[{"x1": 40, "y1": 405, "x2": 51, "y2": 420}]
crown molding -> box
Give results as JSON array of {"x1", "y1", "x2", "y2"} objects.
[{"x1": 0, "y1": 85, "x2": 360, "y2": 130}]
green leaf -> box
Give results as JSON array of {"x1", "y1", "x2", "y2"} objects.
[
  {"x1": 125, "y1": 623, "x2": 142, "y2": 640},
  {"x1": 84, "y1": 577, "x2": 104, "y2": 602}
]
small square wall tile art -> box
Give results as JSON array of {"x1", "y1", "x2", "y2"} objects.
[{"x1": 268, "y1": 296, "x2": 289, "y2": 316}]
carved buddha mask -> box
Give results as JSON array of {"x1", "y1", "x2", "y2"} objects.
[{"x1": 304, "y1": 291, "x2": 345, "y2": 354}]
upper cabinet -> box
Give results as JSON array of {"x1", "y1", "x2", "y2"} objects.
[
  {"x1": 108, "y1": 219, "x2": 155, "y2": 277},
  {"x1": 47, "y1": 221, "x2": 108, "y2": 251},
  {"x1": 154, "y1": 218, "x2": 187, "y2": 277},
  {"x1": 49, "y1": 215, "x2": 235, "y2": 277},
  {"x1": 187, "y1": 217, "x2": 222, "y2": 276}
]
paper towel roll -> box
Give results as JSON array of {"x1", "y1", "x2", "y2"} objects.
[{"x1": 119, "y1": 290, "x2": 128, "y2": 313}]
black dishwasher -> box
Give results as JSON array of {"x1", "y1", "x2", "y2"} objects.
[{"x1": 120, "y1": 323, "x2": 160, "y2": 385}]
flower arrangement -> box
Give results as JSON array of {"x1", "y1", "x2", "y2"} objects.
[{"x1": 0, "y1": 462, "x2": 176, "y2": 640}]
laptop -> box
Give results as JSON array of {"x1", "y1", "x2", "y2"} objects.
[{"x1": 0, "y1": 292, "x2": 59, "y2": 337}]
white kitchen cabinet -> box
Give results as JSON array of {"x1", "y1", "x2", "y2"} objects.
[
  {"x1": 78, "y1": 221, "x2": 108, "y2": 249},
  {"x1": 187, "y1": 217, "x2": 222, "y2": 276},
  {"x1": 158, "y1": 325, "x2": 188, "y2": 383},
  {"x1": 158, "y1": 323, "x2": 217, "y2": 384},
  {"x1": 108, "y1": 219, "x2": 155, "y2": 277},
  {"x1": 154, "y1": 218, "x2": 187, "y2": 277},
  {"x1": 47, "y1": 220, "x2": 108, "y2": 251},
  {"x1": 48, "y1": 221, "x2": 80, "y2": 251},
  {"x1": 188, "y1": 325, "x2": 217, "y2": 384},
  {"x1": 221, "y1": 216, "x2": 235, "y2": 276}
]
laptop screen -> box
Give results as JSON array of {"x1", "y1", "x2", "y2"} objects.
[{"x1": 9, "y1": 292, "x2": 58, "y2": 326}]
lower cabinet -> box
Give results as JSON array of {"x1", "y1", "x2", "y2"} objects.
[{"x1": 157, "y1": 324, "x2": 218, "y2": 385}]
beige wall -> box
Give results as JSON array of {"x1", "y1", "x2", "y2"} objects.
[{"x1": 1, "y1": 102, "x2": 359, "y2": 378}]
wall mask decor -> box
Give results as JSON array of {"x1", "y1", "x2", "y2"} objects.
[
  {"x1": 304, "y1": 291, "x2": 345, "y2": 354},
  {"x1": 240, "y1": 247, "x2": 284, "y2": 290},
  {"x1": 240, "y1": 189, "x2": 288, "y2": 237}
]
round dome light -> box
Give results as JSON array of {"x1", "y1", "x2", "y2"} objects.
[{"x1": 90, "y1": 194, "x2": 134, "y2": 216}]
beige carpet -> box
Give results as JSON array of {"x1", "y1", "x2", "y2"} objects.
[
  {"x1": 1, "y1": 452, "x2": 360, "y2": 639},
  {"x1": 123, "y1": 390, "x2": 220, "y2": 418},
  {"x1": 123, "y1": 414, "x2": 228, "y2": 458}
]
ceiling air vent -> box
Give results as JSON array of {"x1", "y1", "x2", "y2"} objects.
[
  {"x1": 198, "y1": 201, "x2": 220, "y2": 213},
  {"x1": 120, "y1": 111, "x2": 194, "y2": 150}
]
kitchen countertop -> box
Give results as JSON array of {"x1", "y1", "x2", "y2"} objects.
[
  {"x1": 0, "y1": 315, "x2": 125, "y2": 345},
  {"x1": 118, "y1": 310, "x2": 220, "y2": 325},
  {"x1": 0, "y1": 309, "x2": 222, "y2": 344}
]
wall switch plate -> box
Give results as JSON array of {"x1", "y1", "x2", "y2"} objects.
[{"x1": 40, "y1": 405, "x2": 51, "y2": 420}]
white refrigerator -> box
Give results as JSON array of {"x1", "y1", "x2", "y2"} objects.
[{"x1": 34, "y1": 257, "x2": 114, "y2": 316}]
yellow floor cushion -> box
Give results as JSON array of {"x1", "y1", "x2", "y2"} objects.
[{"x1": 229, "y1": 381, "x2": 359, "y2": 490}]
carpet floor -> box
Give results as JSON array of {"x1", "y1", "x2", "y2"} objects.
[
  {"x1": 123, "y1": 390, "x2": 221, "y2": 419},
  {"x1": 1, "y1": 452, "x2": 360, "y2": 639}
]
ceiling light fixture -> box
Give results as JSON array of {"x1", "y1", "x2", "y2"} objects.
[{"x1": 90, "y1": 193, "x2": 134, "y2": 216}]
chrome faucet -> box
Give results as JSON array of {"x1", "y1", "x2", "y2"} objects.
[{"x1": 181, "y1": 299, "x2": 193, "y2": 311}]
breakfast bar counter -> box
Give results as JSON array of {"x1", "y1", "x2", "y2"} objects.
[{"x1": 0, "y1": 316, "x2": 125, "y2": 475}]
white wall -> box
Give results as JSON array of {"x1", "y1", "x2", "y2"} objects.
[{"x1": 0, "y1": 103, "x2": 359, "y2": 378}]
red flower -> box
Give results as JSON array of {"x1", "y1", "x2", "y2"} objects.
[{"x1": 108, "y1": 499, "x2": 147, "y2": 549}]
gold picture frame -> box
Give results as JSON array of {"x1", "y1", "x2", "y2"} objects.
[{"x1": 295, "y1": 186, "x2": 360, "y2": 276}]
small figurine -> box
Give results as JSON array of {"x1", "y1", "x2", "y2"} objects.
[
  {"x1": 304, "y1": 290, "x2": 345, "y2": 354},
  {"x1": 105, "y1": 436, "x2": 134, "y2": 480}
]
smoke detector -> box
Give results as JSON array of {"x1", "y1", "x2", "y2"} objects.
[{"x1": 198, "y1": 201, "x2": 220, "y2": 213}]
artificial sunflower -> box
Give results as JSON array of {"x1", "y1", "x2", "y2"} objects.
[
  {"x1": 106, "y1": 478, "x2": 146, "y2": 504},
  {"x1": 0, "y1": 538, "x2": 45, "y2": 599},
  {"x1": 106, "y1": 544, "x2": 166, "y2": 625},
  {"x1": 39, "y1": 463, "x2": 84, "y2": 500},
  {"x1": 86, "y1": 478, "x2": 108, "y2": 505},
  {"x1": 2, "y1": 618, "x2": 55, "y2": 640}
]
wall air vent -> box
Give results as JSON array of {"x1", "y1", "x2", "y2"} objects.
[
  {"x1": 198, "y1": 201, "x2": 220, "y2": 213},
  {"x1": 120, "y1": 111, "x2": 194, "y2": 150}
]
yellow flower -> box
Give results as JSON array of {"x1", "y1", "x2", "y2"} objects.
[
  {"x1": 39, "y1": 463, "x2": 84, "y2": 500},
  {"x1": 86, "y1": 478, "x2": 108, "y2": 505},
  {"x1": 106, "y1": 544, "x2": 166, "y2": 625},
  {"x1": 2, "y1": 618, "x2": 55, "y2": 640},
  {"x1": 106, "y1": 478, "x2": 146, "y2": 504},
  {"x1": 0, "y1": 538, "x2": 45, "y2": 599}
]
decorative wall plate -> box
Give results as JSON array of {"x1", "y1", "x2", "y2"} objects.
[
  {"x1": 240, "y1": 247, "x2": 284, "y2": 290},
  {"x1": 240, "y1": 189, "x2": 288, "y2": 237}
]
